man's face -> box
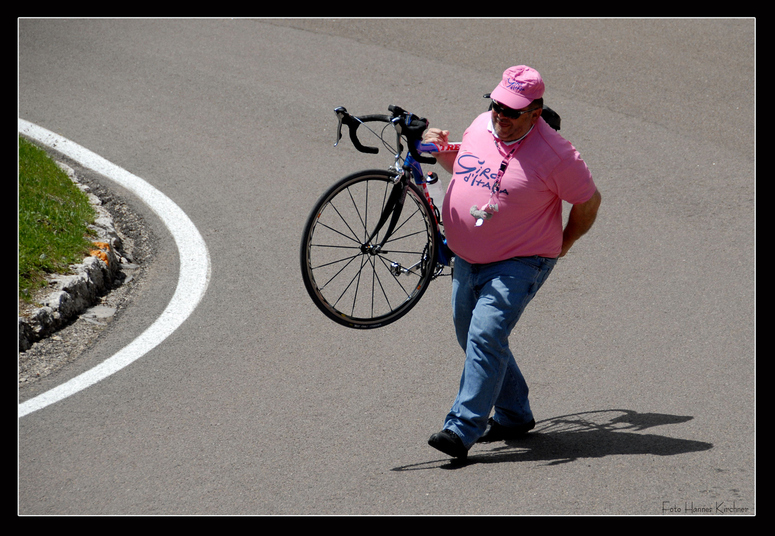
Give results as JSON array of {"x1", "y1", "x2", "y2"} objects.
[{"x1": 491, "y1": 100, "x2": 542, "y2": 142}]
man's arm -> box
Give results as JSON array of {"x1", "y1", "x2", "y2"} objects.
[
  {"x1": 560, "y1": 189, "x2": 601, "y2": 257},
  {"x1": 434, "y1": 151, "x2": 457, "y2": 174},
  {"x1": 422, "y1": 128, "x2": 457, "y2": 174}
]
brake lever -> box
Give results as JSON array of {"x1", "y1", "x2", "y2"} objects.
[
  {"x1": 332, "y1": 106, "x2": 380, "y2": 154},
  {"x1": 333, "y1": 106, "x2": 346, "y2": 147},
  {"x1": 392, "y1": 109, "x2": 436, "y2": 165}
]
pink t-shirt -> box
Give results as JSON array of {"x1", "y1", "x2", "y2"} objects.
[{"x1": 441, "y1": 112, "x2": 597, "y2": 263}]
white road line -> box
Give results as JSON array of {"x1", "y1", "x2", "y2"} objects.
[{"x1": 18, "y1": 120, "x2": 211, "y2": 418}]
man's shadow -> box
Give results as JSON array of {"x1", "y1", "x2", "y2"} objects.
[{"x1": 395, "y1": 409, "x2": 713, "y2": 470}]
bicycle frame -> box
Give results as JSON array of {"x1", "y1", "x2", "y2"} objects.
[{"x1": 401, "y1": 142, "x2": 459, "y2": 268}]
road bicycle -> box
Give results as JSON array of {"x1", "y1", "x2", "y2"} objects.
[{"x1": 299, "y1": 104, "x2": 458, "y2": 329}]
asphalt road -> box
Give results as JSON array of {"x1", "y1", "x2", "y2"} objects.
[{"x1": 18, "y1": 18, "x2": 755, "y2": 515}]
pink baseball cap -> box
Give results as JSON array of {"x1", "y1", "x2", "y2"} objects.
[{"x1": 490, "y1": 65, "x2": 545, "y2": 110}]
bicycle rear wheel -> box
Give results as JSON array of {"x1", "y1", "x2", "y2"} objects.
[{"x1": 300, "y1": 169, "x2": 438, "y2": 329}]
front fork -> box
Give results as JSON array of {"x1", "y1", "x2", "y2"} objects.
[{"x1": 362, "y1": 170, "x2": 408, "y2": 254}]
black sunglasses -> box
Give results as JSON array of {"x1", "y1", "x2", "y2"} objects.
[{"x1": 491, "y1": 100, "x2": 538, "y2": 119}]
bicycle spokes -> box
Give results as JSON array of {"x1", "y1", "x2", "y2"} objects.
[{"x1": 301, "y1": 171, "x2": 437, "y2": 327}]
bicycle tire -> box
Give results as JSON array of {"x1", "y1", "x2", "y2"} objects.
[{"x1": 300, "y1": 169, "x2": 438, "y2": 329}]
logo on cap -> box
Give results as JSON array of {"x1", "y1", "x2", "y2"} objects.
[{"x1": 506, "y1": 77, "x2": 528, "y2": 94}]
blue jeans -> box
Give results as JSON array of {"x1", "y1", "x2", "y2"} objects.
[{"x1": 444, "y1": 255, "x2": 557, "y2": 448}]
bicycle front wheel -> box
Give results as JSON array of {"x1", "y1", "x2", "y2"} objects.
[{"x1": 300, "y1": 169, "x2": 438, "y2": 329}]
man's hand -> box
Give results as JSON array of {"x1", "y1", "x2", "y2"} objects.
[
  {"x1": 560, "y1": 189, "x2": 601, "y2": 257},
  {"x1": 422, "y1": 127, "x2": 450, "y2": 145},
  {"x1": 423, "y1": 128, "x2": 456, "y2": 173}
]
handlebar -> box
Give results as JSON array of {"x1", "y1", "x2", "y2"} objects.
[{"x1": 334, "y1": 105, "x2": 437, "y2": 165}]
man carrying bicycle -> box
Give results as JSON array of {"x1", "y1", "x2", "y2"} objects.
[{"x1": 424, "y1": 65, "x2": 602, "y2": 460}]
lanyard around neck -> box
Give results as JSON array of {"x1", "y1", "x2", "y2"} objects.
[{"x1": 471, "y1": 126, "x2": 532, "y2": 227}]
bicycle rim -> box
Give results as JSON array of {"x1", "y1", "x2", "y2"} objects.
[{"x1": 300, "y1": 169, "x2": 438, "y2": 329}]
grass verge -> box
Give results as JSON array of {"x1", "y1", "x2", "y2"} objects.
[{"x1": 18, "y1": 136, "x2": 96, "y2": 303}]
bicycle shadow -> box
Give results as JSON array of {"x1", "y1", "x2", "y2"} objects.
[{"x1": 395, "y1": 409, "x2": 713, "y2": 471}]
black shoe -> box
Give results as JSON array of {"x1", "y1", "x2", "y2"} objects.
[
  {"x1": 477, "y1": 417, "x2": 535, "y2": 443},
  {"x1": 428, "y1": 429, "x2": 468, "y2": 459}
]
